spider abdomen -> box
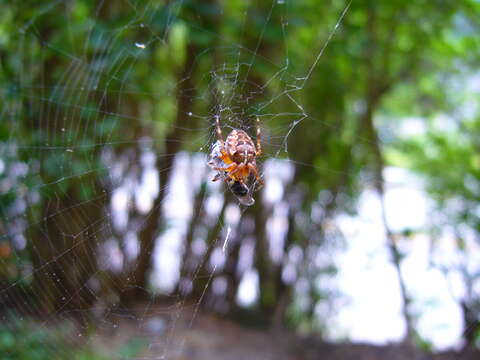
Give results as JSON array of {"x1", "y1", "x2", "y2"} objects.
[{"x1": 226, "y1": 130, "x2": 256, "y2": 163}]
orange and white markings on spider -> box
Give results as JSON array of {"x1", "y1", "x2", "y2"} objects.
[{"x1": 210, "y1": 116, "x2": 263, "y2": 187}]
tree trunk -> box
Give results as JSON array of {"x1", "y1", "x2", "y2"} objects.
[
  {"x1": 363, "y1": 0, "x2": 414, "y2": 345},
  {"x1": 363, "y1": 100, "x2": 414, "y2": 344},
  {"x1": 223, "y1": 216, "x2": 246, "y2": 309},
  {"x1": 126, "y1": 44, "x2": 199, "y2": 301},
  {"x1": 177, "y1": 181, "x2": 208, "y2": 295},
  {"x1": 191, "y1": 196, "x2": 229, "y2": 300},
  {"x1": 30, "y1": 184, "x2": 106, "y2": 319},
  {"x1": 254, "y1": 192, "x2": 276, "y2": 322}
]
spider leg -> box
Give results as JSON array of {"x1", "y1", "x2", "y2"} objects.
[
  {"x1": 211, "y1": 173, "x2": 223, "y2": 182},
  {"x1": 215, "y1": 115, "x2": 225, "y2": 149},
  {"x1": 247, "y1": 163, "x2": 263, "y2": 186},
  {"x1": 255, "y1": 116, "x2": 262, "y2": 156},
  {"x1": 212, "y1": 163, "x2": 237, "y2": 173},
  {"x1": 229, "y1": 163, "x2": 244, "y2": 178},
  {"x1": 211, "y1": 163, "x2": 236, "y2": 182}
]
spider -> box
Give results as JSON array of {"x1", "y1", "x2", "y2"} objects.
[{"x1": 210, "y1": 116, "x2": 263, "y2": 187}]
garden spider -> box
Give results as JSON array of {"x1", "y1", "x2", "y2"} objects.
[{"x1": 210, "y1": 116, "x2": 263, "y2": 187}]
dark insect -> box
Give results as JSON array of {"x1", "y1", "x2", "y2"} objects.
[{"x1": 230, "y1": 181, "x2": 248, "y2": 197}]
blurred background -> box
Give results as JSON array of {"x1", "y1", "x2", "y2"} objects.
[{"x1": 1, "y1": 0, "x2": 480, "y2": 359}]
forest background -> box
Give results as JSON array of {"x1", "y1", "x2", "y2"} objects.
[{"x1": 1, "y1": 0, "x2": 480, "y2": 359}]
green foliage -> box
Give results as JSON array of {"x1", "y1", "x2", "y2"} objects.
[
  {"x1": 0, "y1": 317, "x2": 146, "y2": 360},
  {"x1": 0, "y1": 318, "x2": 84, "y2": 360},
  {"x1": 117, "y1": 337, "x2": 148, "y2": 359},
  {"x1": 413, "y1": 330, "x2": 434, "y2": 354},
  {"x1": 397, "y1": 116, "x2": 480, "y2": 226}
]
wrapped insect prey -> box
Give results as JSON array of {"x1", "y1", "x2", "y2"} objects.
[{"x1": 208, "y1": 140, "x2": 255, "y2": 206}]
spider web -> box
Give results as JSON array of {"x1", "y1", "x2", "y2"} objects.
[{"x1": 0, "y1": 0, "x2": 406, "y2": 358}]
